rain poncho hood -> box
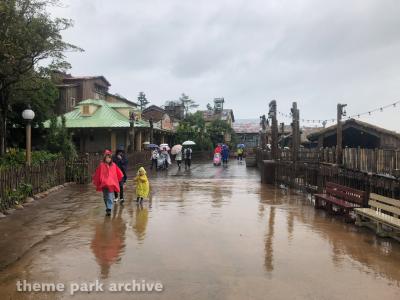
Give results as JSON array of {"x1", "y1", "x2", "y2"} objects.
[{"x1": 137, "y1": 167, "x2": 147, "y2": 175}]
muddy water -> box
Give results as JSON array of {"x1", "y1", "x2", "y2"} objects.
[{"x1": 0, "y1": 162, "x2": 399, "y2": 299}]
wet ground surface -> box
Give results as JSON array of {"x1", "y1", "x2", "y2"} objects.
[{"x1": 0, "y1": 161, "x2": 400, "y2": 299}]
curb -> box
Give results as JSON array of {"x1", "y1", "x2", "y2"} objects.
[{"x1": 1, "y1": 182, "x2": 76, "y2": 218}]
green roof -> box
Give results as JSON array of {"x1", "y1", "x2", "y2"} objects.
[{"x1": 44, "y1": 99, "x2": 148, "y2": 129}]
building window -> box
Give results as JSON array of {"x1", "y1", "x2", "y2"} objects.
[
  {"x1": 82, "y1": 105, "x2": 90, "y2": 115},
  {"x1": 71, "y1": 97, "x2": 76, "y2": 107}
]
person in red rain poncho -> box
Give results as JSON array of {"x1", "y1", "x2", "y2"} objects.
[
  {"x1": 93, "y1": 150, "x2": 123, "y2": 216},
  {"x1": 214, "y1": 144, "x2": 222, "y2": 154}
]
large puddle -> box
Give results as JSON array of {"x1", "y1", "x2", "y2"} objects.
[{"x1": 0, "y1": 162, "x2": 399, "y2": 299}]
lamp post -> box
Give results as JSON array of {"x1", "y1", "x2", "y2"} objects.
[
  {"x1": 22, "y1": 106, "x2": 35, "y2": 166},
  {"x1": 128, "y1": 111, "x2": 136, "y2": 153}
]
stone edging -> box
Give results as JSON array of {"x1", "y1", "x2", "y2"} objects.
[{"x1": 0, "y1": 182, "x2": 76, "y2": 219}]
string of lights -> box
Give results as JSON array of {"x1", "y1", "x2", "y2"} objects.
[{"x1": 277, "y1": 100, "x2": 400, "y2": 125}]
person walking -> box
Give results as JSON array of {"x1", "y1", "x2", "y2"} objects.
[
  {"x1": 134, "y1": 167, "x2": 150, "y2": 204},
  {"x1": 93, "y1": 150, "x2": 124, "y2": 216},
  {"x1": 184, "y1": 147, "x2": 193, "y2": 170},
  {"x1": 112, "y1": 147, "x2": 128, "y2": 203},
  {"x1": 150, "y1": 148, "x2": 159, "y2": 170},
  {"x1": 161, "y1": 147, "x2": 171, "y2": 170},
  {"x1": 221, "y1": 145, "x2": 230, "y2": 165},
  {"x1": 237, "y1": 147, "x2": 244, "y2": 162},
  {"x1": 175, "y1": 149, "x2": 183, "y2": 169}
]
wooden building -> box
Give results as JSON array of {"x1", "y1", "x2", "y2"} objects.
[
  {"x1": 44, "y1": 100, "x2": 174, "y2": 153},
  {"x1": 307, "y1": 119, "x2": 400, "y2": 149},
  {"x1": 52, "y1": 71, "x2": 137, "y2": 114}
]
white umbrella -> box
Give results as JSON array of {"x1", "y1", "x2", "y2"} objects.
[{"x1": 182, "y1": 140, "x2": 196, "y2": 146}]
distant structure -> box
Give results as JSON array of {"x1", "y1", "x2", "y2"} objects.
[
  {"x1": 199, "y1": 98, "x2": 235, "y2": 128},
  {"x1": 307, "y1": 119, "x2": 400, "y2": 149},
  {"x1": 52, "y1": 71, "x2": 137, "y2": 114},
  {"x1": 164, "y1": 101, "x2": 185, "y2": 121},
  {"x1": 233, "y1": 120, "x2": 260, "y2": 148}
]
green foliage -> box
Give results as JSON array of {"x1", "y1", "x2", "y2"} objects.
[
  {"x1": 5, "y1": 183, "x2": 33, "y2": 205},
  {"x1": 0, "y1": 0, "x2": 82, "y2": 154},
  {"x1": 175, "y1": 112, "x2": 236, "y2": 150},
  {"x1": 46, "y1": 116, "x2": 77, "y2": 160},
  {"x1": 207, "y1": 119, "x2": 236, "y2": 148},
  {"x1": 0, "y1": 148, "x2": 61, "y2": 168},
  {"x1": 137, "y1": 92, "x2": 149, "y2": 111},
  {"x1": 7, "y1": 73, "x2": 59, "y2": 147}
]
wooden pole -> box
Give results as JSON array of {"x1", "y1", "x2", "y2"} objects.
[
  {"x1": 291, "y1": 102, "x2": 300, "y2": 163},
  {"x1": 336, "y1": 103, "x2": 346, "y2": 164},
  {"x1": 269, "y1": 100, "x2": 278, "y2": 160}
]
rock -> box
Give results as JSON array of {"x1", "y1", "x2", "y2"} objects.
[
  {"x1": 15, "y1": 204, "x2": 24, "y2": 210},
  {"x1": 25, "y1": 197, "x2": 35, "y2": 203},
  {"x1": 4, "y1": 209, "x2": 15, "y2": 215},
  {"x1": 0, "y1": 212, "x2": 6, "y2": 218}
]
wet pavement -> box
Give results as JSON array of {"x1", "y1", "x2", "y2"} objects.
[{"x1": 0, "y1": 161, "x2": 400, "y2": 299}]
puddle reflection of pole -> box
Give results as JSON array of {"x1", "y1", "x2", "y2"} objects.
[
  {"x1": 287, "y1": 211, "x2": 294, "y2": 242},
  {"x1": 264, "y1": 206, "x2": 276, "y2": 272}
]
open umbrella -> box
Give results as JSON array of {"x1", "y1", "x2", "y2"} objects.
[
  {"x1": 171, "y1": 144, "x2": 182, "y2": 155},
  {"x1": 182, "y1": 140, "x2": 196, "y2": 146},
  {"x1": 146, "y1": 144, "x2": 159, "y2": 149},
  {"x1": 160, "y1": 144, "x2": 170, "y2": 151}
]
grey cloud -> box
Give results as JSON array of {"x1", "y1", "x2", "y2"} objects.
[{"x1": 49, "y1": 0, "x2": 400, "y2": 131}]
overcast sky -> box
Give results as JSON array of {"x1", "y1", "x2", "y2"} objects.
[{"x1": 50, "y1": 0, "x2": 400, "y2": 131}]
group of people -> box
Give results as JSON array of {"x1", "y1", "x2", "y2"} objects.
[
  {"x1": 150, "y1": 147, "x2": 171, "y2": 170},
  {"x1": 93, "y1": 147, "x2": 150, "y2": 216},
  {"x1": 150, "y1": 146, "x2": 193, "y2": 170},
  {"x1": 213, "y1": 144, "x2": 245, "y2": 166},
  {"x1": 214, "y1": 144, "x2": 230, "y2": 165},
  {"x1": 92, "y1": 143, "x2": 194, "y2": 216},
  {"x1": 92, "y1": 142, "x2": 244, "y2": 216}
]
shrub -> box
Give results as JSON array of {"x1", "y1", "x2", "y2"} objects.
[{"x1": 0, "y1": 149, "x2": 61, "y2": 168}]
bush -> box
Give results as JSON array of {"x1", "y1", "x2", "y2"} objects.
[
  {"x1": 0, "y1": 149, "x2": 61, "y2": 168},
  {"x1": 5, "y1": 183, "x2": 33, "y2": 205},
  {"x1": 46, "y1": 116, "x2": 77, "y2": 160}
]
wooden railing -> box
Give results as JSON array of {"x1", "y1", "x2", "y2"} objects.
[
  {"x1": 0, "y1": 159, "x2": 66, "y2": 211},
  {"x1": 257, "y1": 147, "x2": 400, "y2": 177}
]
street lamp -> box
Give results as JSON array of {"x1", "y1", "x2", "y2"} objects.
[
  {"x1": 22, "y1": 106, "x2": 35, "y2": 166},
  {"x1": 129, "y1": 111, "x2": 136, "y2": 153}
]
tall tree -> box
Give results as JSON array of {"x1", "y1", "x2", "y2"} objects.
[
  {"x1": 137, "y1": 92, "x2": 149, "y2": 111},
  {"x1": 7, "y1": 72, "x2": 58, "y2": 147},
  {"x1": 179, "y1": 93, "x2": 198, "y2": 117},
  {"x1": 0, "y1": 0, "x2": 82, "y2": 155}
]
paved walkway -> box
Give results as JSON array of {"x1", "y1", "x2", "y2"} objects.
[{"x1": 0, "y1": 162, "x2": 399, "y2": 299}]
